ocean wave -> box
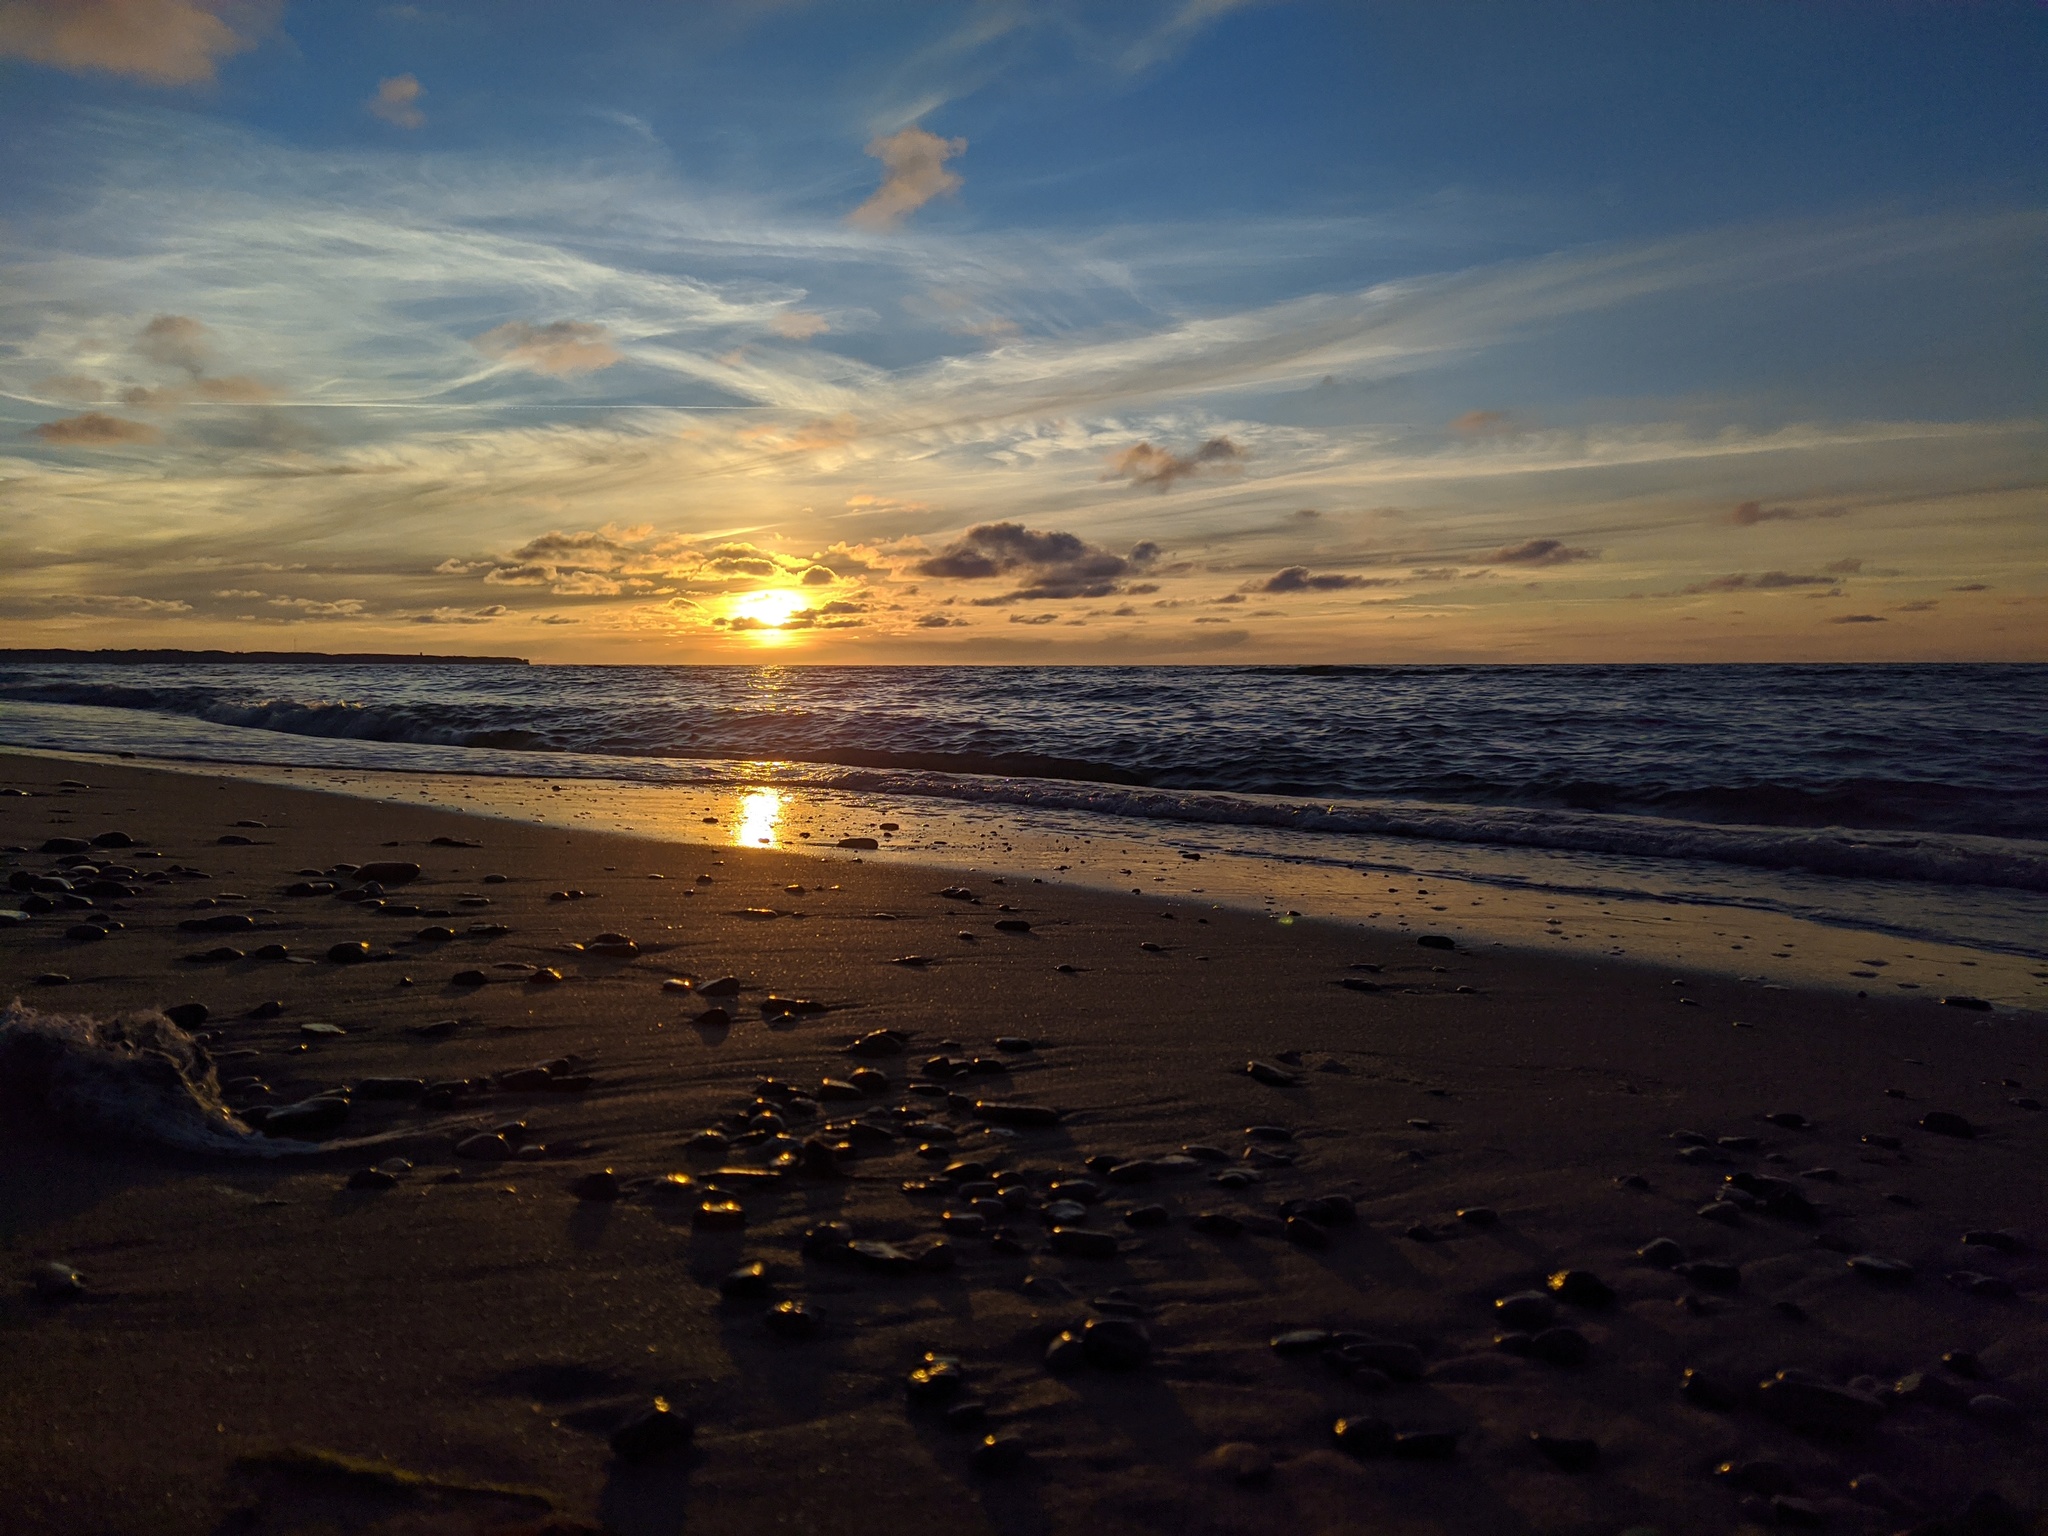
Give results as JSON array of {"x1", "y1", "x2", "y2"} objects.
[{"x1": 801, "y1": 769, "x2": 2048, "y2": 893}]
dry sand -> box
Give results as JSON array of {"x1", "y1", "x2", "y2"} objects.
[{"x1": 1, "y1": 755, "x2": 2043, "y2": 1536}]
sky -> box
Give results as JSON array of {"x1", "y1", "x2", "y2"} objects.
[{"x1": 1, "y1": 0, "x2": 2043, "y2": 664}]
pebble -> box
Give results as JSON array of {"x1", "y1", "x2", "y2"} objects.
[
  {"x1": 570, "y1": 1170, "x2": 621, "y2": 1202},
  {"x1": 971, "y1": 1435, "x2": 1026, "y2": 1475},
  {"x1": 1637, "y1": 1237, "x2": 1686, "y2": 1267},
  {"x1": 1244, "y1": 1060, "x2": 1298, "y2": 1087},
  {"x1": 346, "y1": 1168, "x2": 398, "y2": 1191},
  {"x1": 609, "y1": 1398, "x2": 694, "y2": 1462},
  {"x1": 1547, "y1": 1269, "x2": 1616, "y2": 1308},
  {"x1": 1920, "y1": 1110, "x2": 1978, "y2": 1138},
  {"x1": 1758, "y1": 1370, "x2": 1885, "y2": 1435},
  {"x1": 1675, "y1": 1260, "x2": 1741, "y2": 1292},
  {"x1": 1190, "y1": 1212, "x2": 1244, "y2": 1237},
  {"x1": 327, "y1": 941, "x2": 371, "y2": 964},
  {"x1": 906, "y1": 1354, "x2": 966, "y2": 1404},
  {"x1": 1715, "y1": 1458, "x2": 1797, "y2": 1495},
  {"x1": 31, "y1": 1261, "x2": 85, "y2": 1301},
  {"x1": 1049, "y1": 1227, "x2": 1119, "y2": 1261},
  {"x1": 719, "y1": 1261, "x2": 773, "y2": 1298},
  {"x1": 353, "y1": 861, "x2": 421, "y2": 886},
  {"x1": 1679, "y1": 1368, "x2": 1741, "y2": 1409},
  {"x1": 1962, "y1": 1229, "x2": 2027, "y2": 1255},
  {"x1": 694, "y1": 1200, "x2": 746, "y2": 1230},
  {"x1": 1494, "y1": 1292, "x2": 1557, "y2": 1329},
  {"x1": 451, "y1": 969, "x2": 488, "y2": 986},
  {"x1": 1332, "y1": 1415, "x2": 1393, "y2": 1457},
  {"x1": 764, "y1": 1300, "x2": 818, "y2": 1339},
  {"x1": 1456, "y1": 1206, "x2": 1498, "y2": 1227},
  {"x1": 1122, "y1": 1204, "x2": 1169, "y2": 1228},
  {"x1": 1967, "y1": 1394, "x2": 2022, "y2": 1426},
  {"x1": 1847, "y1": 1253, "x2": 1914, "y2": 1285}
]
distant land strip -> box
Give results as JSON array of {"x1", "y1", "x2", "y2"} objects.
[{"x1": 0, "y1": 649, "x2": 529, "y2": 666}]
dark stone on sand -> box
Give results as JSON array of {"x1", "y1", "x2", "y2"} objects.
[
  {"x1": 414, "y1": 926, "x2": 456, "y2": 942},
  {"x1": 1767, "y1": 1111, "x2": 1814, "y2": 1130},
  {"x1": 1548, "y1": 1269, "x2": 1616, "y2": 1308},
  {"x1": 327, "y1": 941, "x2": 371, "y2": 964},
  {"x1": 1457, "y1": 1206, "x2": 1498, "y2": 1227},
  {"x1": 1716, "y1": 1459, "x2": 1797, "y2": 1495},
  {"x1": 1675, "y1": 1260, "x2": 1741, "y2": 1292},
  {"x1": 1848, "y1": 1253, "x2": 1915, "y2": 1285},
  {"x1": 1940, "y1": 994, "x2": 1993, "y2": 1011},
  {"x1": 1050, "y1": 1227, "x2": 1120, "y2": 1261},
  {"x1": 972, "y1": 1435, "x2": 1027, "y2": 1475},
  {"x1": 1529, "y1": 1328, "x2": 1589, "y2": 1367},
  {"x1": 1337, "y1": 1342, "x2": 1424, "y2": 1382},
  {"x1": 1415, "y1": 934, "x2": 1455, "y2": 951},
  {"x1": 33, "y1": 973, "x2": 70, "y2": 986},
  {"x1": 1190, "y1": 1211, "x2": 1244, "y2": 1237},
  {"x1": 31, "y1": 1261, "x2": 85, "y2": 1301},
  {"x1": 764, "y1": 1300, "x2": 818, "y2": 1339},
  {"x1": 1948, "y1": 1271, "x2": 2015, "y2": 1298},
  {"x1": 906, "y1": 1354, "x2": 966, "y2": 1405},
  {"x1": 838, "y1": 837, "x2": 879, "y2": 850},
  {"x1": 42, "y1": 838, "x2": 91, "y2": 854},
  {"x1": 218, "y1": 834, "x2": 256, "y2": 846},
  {"x1": 261, "y1": 1097, "x2": 351, "y2": 1139},
  {"x1": 694, "y1": 1200, "x2": 746, "y2": 1230},
  {"x1": 65, "y1": 923, "x2": 108, "y2": 942},
  {"x1": 1921, "y1": 1110, "x2": 1978, "y2": 1138},
  {"x1": 1202, "y1": 1443, "x2": 1272, "y2": 1484},
  {"x1": 1531, "y1": 1434, "x2": 1598, "y2": 1472},
  {"x1": 1893, "y1": 1370, "x2": 1972, "y2": 1409},
  {"x1": 993, "y1": 918, "x2": 1031, "y2": 932},
  {"x1": 456, "y1": 1132, "x2": 510, "y2": 1160},
  {"x1": 347, "y1": 1168, "x2": 398, "y2": 1191},
  {"x1": 355, "y1": 1077, "x2": 425, "y2": 1101},
  {"x1": 1759, "y1": 1370, "x2": 1886, "y2": 1436},
  {"x1": 91, "y1": 831, "x2": 135, "y2": 848},
  {"x1": 610, "y1": 1398, "x2": 694, "y2": 1462},
  {"x1": 1679, "y1": 1368, "x2": 1742, "y2": 1410},
  {"x1": 570, "y1": 1170, "x2": 622, "y2": 1202},
  {"x1": 719, "y1": 1260, "x2": 772, "y2": 1298},
  {"x1": 161, "y1": 1002, "x2": 210, "y2": 1029},
  {"x1": 1968, "y1": 1394, "x2": 2022, "y2": 1426},
  {"x1": 1961, "y1": 1229, "x2": 2027, "y2": 1255},
  {"x1": 1271, "y1": 1329, "x2": 1332, "y2": 1355},
  {"x1": 352, "y1": 861, "x2": 420, "y2": 886},
  {"x1": 449, "y1": 968, "x2": 488, "y2": 986},
  {"x1": 1638, "y1": 1237, "x2": 1686, "y2": 1267},
  {"x1": 1044, "y1": 1331, "x2": 1088, "y2": 1372},
  {"x1": 1495, "y1": 1292, "x2": 1556, "y2": 1329},
  {"x1": 1121, "y1": 1204, "x2": 1169, "y2": 1229},
  {"x1": 1082, "y1": 1317, "x2": 1151, "y2": 1369},
  {"x1": 180, "y1": 912, "x2": 255, "y2": 933},
  {"x1": 1332, "y1": 1415, "x2": 1393, "y2": 1458},
  {"x1": 1245, "y1": 1060, "x2": 1298, "y2": 1087},
  {"x1": 1285, "y1": 1216, "x2": 1331, "y2": 1250}
]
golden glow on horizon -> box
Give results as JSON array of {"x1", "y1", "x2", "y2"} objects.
[
  {"x1": 734, "y1": 787, "x2": 782, "y2": 847},
  {"x1": 728, "y1": 588, "x2": 810, "y2": 641}
]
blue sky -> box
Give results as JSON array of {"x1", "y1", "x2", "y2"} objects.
[{"x1": 1, "y1": 0, "x2": 2042, "y2": 660}]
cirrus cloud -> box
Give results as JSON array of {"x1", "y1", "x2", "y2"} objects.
[{"x1": 473, "y1": 320, "x2": 622, "y2": 377}]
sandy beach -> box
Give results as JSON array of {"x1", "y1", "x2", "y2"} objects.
[{"x1": 3, "y1": 753, "x2": 2044, "y2": 1536}]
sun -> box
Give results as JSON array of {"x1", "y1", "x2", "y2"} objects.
[{"x1": 727, "y1": 588, "x2": 810, "y2": 636}]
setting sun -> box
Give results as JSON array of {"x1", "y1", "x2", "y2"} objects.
[{"x1": 728, "y1": 589, "x2": 809, "y2": 630}]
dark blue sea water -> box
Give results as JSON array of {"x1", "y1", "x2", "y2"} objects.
[{"x1": 2, "y1": 662, "x2": 2044, "y2": 898}]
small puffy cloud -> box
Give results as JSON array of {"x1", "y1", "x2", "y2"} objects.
[
  {"x1": 800, "y1": 565, "x2": 836, "y2": 586},
  {"x1": 848, "y1": 126, "x2": 965, "y2": 230},
  {"x1": 268, "y1": 595, "x2": 366, "y2": 617},
  {"x1": 211, "y1": 587, "x2": 265, "y2": 599},
  {"x1": 1253, "y1": 567, "x2": 1396, "y2": 594},
  {"x1": 367, "y1": 72, "x2": 424, "y2": 129},
  {"x1": 548, "y1": 571, "x2": 624, "y2": 596},
  {"x1": 1828, "y1": 614, "x2": 1887, "y2": 624},
  {"x1": 1952, "y1": 583, "x2": 1989, "y2": 592},
  {"x1": 435, "y1": 557, "x2": 487, "y2": 575},
  {"x1": 1102, "y1": 436, "x2": 1243, "y2": 492},
  {"x1": 1728, "y1": 500, "x2": 1849, "y2": 525},
  {"x1": 0, "y1": 0, "x2": 276, "y2": 86},
  {"x1": 1451, "y1": 410, "x2": 1515, "y2": 436},
  {"x1": 136, "y1": 313, "x2": 209, "y2": 372},
  {"x1": 1009, "y1": 612, "x2": 1058, "y2": 625},
  {"x1": 32, "y1": 412, "x2": 160, "y2": 446},
  {"x1": 536, "y1": 614, "x2": 580, "y2": 626},
  {"x1": 769, "y1": 311, "x2": 829, "y2": 341},
  {"x1": 474, "y1": 320, "x2": 622, "y2": 377},
  {"x1": 1486, "y1": 537, "x2": 1596, "y2": 566},
  {"x1": 915, "y1": 613, "x2": 968, "y2": 628},
  {"x1": 914, "y1": 522, "x2": 1159, "y2": 603}
]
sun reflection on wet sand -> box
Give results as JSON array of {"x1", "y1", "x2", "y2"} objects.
[{"x1": 734, "y1": 787, "x2": 782, "y2": 847}]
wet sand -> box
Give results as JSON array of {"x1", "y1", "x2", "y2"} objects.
[{"x1": 2, "y1": 755, "x2": 2044, "y2": 1536}]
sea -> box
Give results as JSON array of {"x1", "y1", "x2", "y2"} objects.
[{"x1": 3, "y1": 661, "x2": 2044, "y2": 1002}]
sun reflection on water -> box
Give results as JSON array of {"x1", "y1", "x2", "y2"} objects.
[{"x1": 735, "y1": 787, "x2": 782, "y2": 847}]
